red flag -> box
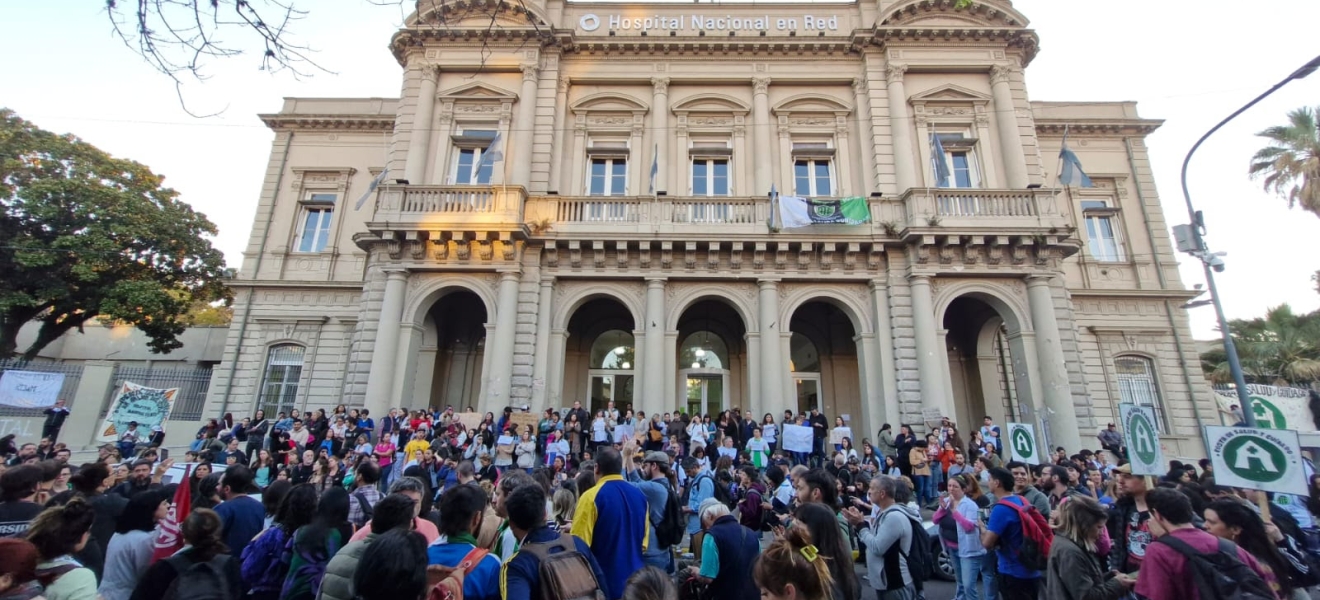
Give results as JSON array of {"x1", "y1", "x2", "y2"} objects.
[{"x1": 152, "y1": 465, "x2": 192, "y2": 563}]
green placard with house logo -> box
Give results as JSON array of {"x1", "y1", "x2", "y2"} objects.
[
  {"x1": 1206, "y1": 426, "x2": 1307, "y2": 495},
  {"x1": 1007, "y1": 422, "x2": 1041, "y2": 465},
  {"x1": 1120, "y1": 403, "x2": 1164, "y2": 476}
]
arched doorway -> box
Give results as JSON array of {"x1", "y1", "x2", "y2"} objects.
[
  {"x1": 942, "y1": 294, "x2": 1033, "y2": 431},
  {"x1": 675, "y1": 299, "x2": 747, "y2": 418},
  {"x1": 423, "y1": 290, "x2": 488, "y2": 409},
  {"x1": 564, "y1": 298, "x2": 637, "y2": 414},
  {"x1": 788, "y1": 301, "x2": 860, "y2": 424}
]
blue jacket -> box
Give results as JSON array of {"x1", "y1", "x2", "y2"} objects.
[
  {"x1": 500, "y1": 525, "x2": 607, "y2": 600},
  {"x1": 426, "y1": 539, "x2": 503, "y2": 600},
  {"x1": 685, "y1": 471, "x2": 715, "y2": 535}
]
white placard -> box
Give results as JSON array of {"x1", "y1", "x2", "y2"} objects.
[
  {"x1": 1120, "y1": 403, "x2": 1165, "y2": 476},
  {"x1": 613, "y1": 424, "x2": 634, "y2": 443},
  {"x1": 496, "y1": 435, "x2": 516, "y2": 446},
  {"x1": 1007, "y1": 422, "x2": 1041, "y2": 465},
  {"x1": 829, "y1": 426, "x2": 853, "y2": 446},
  {"x1": 1206, "y1": 426, "x2": 1308, "y2": 495},
  {"x1": 0, "y1": 370, "x2": 65, "y2": 408},
  {"x1": 782, "y1": 424, "x2": 814, "y2": 453}
]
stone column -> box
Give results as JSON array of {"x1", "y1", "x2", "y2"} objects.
[
  {"x1": 758, "y1": 280, "x2": 785, "y2": 416},
  {"x1": 365, "y1": 270, "x2": 408, "y2": 419},
  {"x1": 1026, "y1": 275, "x2": 1082, "y2": 452},
  {"x1": 485, "y1": 272, "x2": 522, "y2": 412},
  {"x1": 404, "y1": 67, "x2": 439, "y2": 185},
  {"x1": 651, "y1": 78, "x2": 670, "y2": 194},
  {"x1": 869, "y1": 279, "x2": 900, "y2": 425},
  {"x1": 65, "y1": 361, "x2": 118, "y2": 450},
  {"x1": 752, "y1": 77, "x2": 773, "y2": 195},
  {"x1": 643, "y1": 279, "x2": 667, "y2": 417},
  {"x1": 990, "y1": 65, "x2": 1029, "y2": 189},
  {"x1": 531, "y1": 278, "x2": 555, "y2": 410},
  {"x1": 885, "y1": 64, "x2": 917, "y2": 193},
  {"x1": 513, "y1": 65, "x2": 540, "y2": 188},
  {"x1": 853, "y1": 78, "x2": 877, "y2": 195},
  {"x1": 549, "y1": 77, "x2": 570, "y2": 193},
  {"x1": 909, "y1": 275, "x2": 951, "y2": 420}
]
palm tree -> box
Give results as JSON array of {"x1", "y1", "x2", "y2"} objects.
[
  {"x1": 1249, "y1": 106, "x2": 1320, "y2": 216},
  {"x1": 1202, "y1": 304, "x2": 1320, "y2": 386}
]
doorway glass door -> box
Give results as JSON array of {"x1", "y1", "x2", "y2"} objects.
[
  {"x1": 795, "y1": 375, "x2": 821, "y2": 416},
  {"x1": 685, "y1": 374, "x2": 725, "y2": 418},
  {"x1": 589, "y1": 370, "x2": 634, "y2": 414}
]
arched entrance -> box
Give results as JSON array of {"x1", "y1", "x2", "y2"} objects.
[
  {"x1": 675, "y1": 299, "x2": 747, "y2": 418},
  {"x1": 563, "y1": 298, "x2": 637, "y2": 414},
  {"x1": 788, "y1": 301, "x2": 860, "y2": 424},
  {"x1": 942, "y1": 294, "x2": 1035, "y2": 431},
  {"x1": 421, "y1": 290, "x2": 488, "y2": 410}
]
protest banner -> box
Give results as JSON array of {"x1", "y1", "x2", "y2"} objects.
[
  {"x1": 1214, "y1": 384, "x2": 1317, "y2": 432},
  {"x1": 97, "y1": 382, "x2": 177, "y2": 443},
  {"x1": 1207, "y1": 426, "x2": 1307, "y2": 496},
  {"x1": 0, "y1": 370, "x2": 65, "y2": 408},
  {"x1": 782, "y1": 424, "x2": 813, "y2": 453},
  {"x1": 829, "y1": 427, "x2": 853, "y2": 446},
  {"x1": 454, "y1": 412, "x2": 482, "y2": 431}
]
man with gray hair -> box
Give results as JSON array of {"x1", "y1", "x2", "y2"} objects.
[
  {"x1": 685, "y1": 498, "x2": 759, "y2": 600},
  {"x1": 844, "y1": 475, "x2": 920, "y2": 600}
]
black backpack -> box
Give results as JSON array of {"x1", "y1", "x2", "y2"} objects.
[
  {"x1": 900, "y1": 514, "x2": 936, "y2": 583},
  {"x1": 162, "y1": 555, "x2": 233, "y2": 600},
  {"x1": 655, "y1": 482, "x2": 686, "y2": 549},
  {"x1": 1153, "y1": 535, "x2": 1275, "y2": 600},
  {"x1": 711, "y1": 478, "x2": 736, "y2": 510}
]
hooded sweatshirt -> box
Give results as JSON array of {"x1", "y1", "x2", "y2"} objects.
[{"x1": 857, "y1": 503, "x2": 919, "y2": 591}]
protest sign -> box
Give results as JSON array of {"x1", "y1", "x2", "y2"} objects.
[
  {"x1": 1007, "y1": 422, "x2": 1041, "y2": 465},
  {"x1": 0, "y1": 370, "x2": 65, "y2": 408},
  {"x1": 1120, "y1": 403, "x2": 1164, "y2": 476},
  {"x1": 97, "y1": 382, "x2": 177, "y2": 443},
  {"x1": 1207, "y1": 426, "x2": 1307, "y2": 495},
  {"x1": 782, "y1": 424, "x2": 813, "y2": 453}
]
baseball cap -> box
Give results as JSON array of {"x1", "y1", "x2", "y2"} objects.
[{"x1": 643, "y1": 451, "x2": 670, "y2": 466}]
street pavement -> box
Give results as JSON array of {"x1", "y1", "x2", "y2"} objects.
[{"x1": 853, "y1": 564, "x2": 956, "y2": 600}]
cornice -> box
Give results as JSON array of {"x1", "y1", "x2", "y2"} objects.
[
  {"x1": 874, "y1": 27, "x2": 1039, "y2": 66},
  {"x1": 561, "y1": 35, "x2": 860, "y2": 58},
  {"x1": 1069, "y1": 289, "x2": 1201, "y2": 300},
  {"x1": 259, "y1": 114, "x2": 395, "y2": 131},
  {"x1": 227, "y1": 280, "x2": 366, "y2": 290},
  {"x1": 1035, "y1": 118, "x2": 1163, "y2": 137}
]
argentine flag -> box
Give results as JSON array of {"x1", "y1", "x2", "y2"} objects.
[{"x1": 1059, "y1": 141, "x2": 1093, "y2": 188}]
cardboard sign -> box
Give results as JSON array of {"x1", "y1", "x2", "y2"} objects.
[
  {"x1": 1120, "y1": 403, "x2": 1164, "y2": 476},
  {"x1": 782, "y1": 424, "x2": 813, "y2": 453},
  {"x1": 454, "y1": 412, "x2": 482, "y2": 431},
  {"x1": 829, "y1": 427, "x2": 853, "y2": 446},
  {"x1": 508, "y1": 411, "x2": 539, "y2": 435},
  {"x1": 1007, "y1": 422, "x2": 1041, "y2": 465},
  {"x1": 1207, "y1": 426, "x2": 1307, "y2": 495}
]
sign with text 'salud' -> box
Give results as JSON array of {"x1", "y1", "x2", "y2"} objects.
[
  {"x1": 1120, "y1": 403, "x2": 1164, "y2": 476},
  {"x1": 1007, "y1": 422, "x2": 1041, "y2": 465},
  {"x1": 1206, "y1": 426, "x2": 1307, "y2": 495}
]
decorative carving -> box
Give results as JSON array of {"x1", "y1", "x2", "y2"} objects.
[
  {"x1": 661, "y1": 242, "x2": 673, "y2": 269},
  {"x1": 593, "y1": 241, "x2": 606, "y2": 269},
  {"x1": 989, "y1": 65, "x2": 1014, "y2": 86},
  {"x1": 476, "y1": 241, "x2": 494, "y2": 261},
  {"x1": 684, "y1": 242, "x2": 697, "y2": 270},
  {"x1": 844, "y1": 243, "x2": 860, "y2": 270},
  {"x1": 798, "y1": 243, "x2": 813, "y2": 269},
  {"x1": 851, "y1": 78, "x2": 867, "y2": 96},
  {"x1": 545, "y1": 246, "x2": 558, "y2": 267},
  {"x1": 753, "y1": 243, "x2": 766, "y2": 269},
  {"x1": 751, "y1": 77, "x2": 771, "y2": 95},
  {"x1": 409, "y1": 238, "x2": 426, "y2": 259},
  {"x1": 557, "y1": 77, "x2": 570, "y2": 94},
  {"x1": 651, "y1": 77, "x2": 670, "y2": 95},
  {"x1": 885, "y1": 64, "x2": 907, "y2": 84},
  {"x1": 456, "y1": 104, "x2": 502, "y2": 113},
  {"x1": 689, "y1": 116, "x2": 732, "y2": 126},
  {"x1": 418, "y1": 66, "x2": 439, "y2": 84},
  {"x1": 790, "y1": 117, "x2": 834, "y2": 126},
  {"x1": 568, "y1": 241, "x2": 582, "y2": 268},
  {"x1": 820, "y1": 243, "x2": 835, "y2": 271},
  {"x1": 639, "y1": 245, "x2": 651, "y2": 268},
  {"x1": 432, "y1": 239, "x2": 449, "y2": 260},
  {"x1": 706, "y1": 245, "x2": 720, "y2": 270},
  {"x1": 730, "y1": 243, "x2": 743, "y2": 270},
  {"x1": 775, "y1": 246, "x2": 788, "y2": 269},
  {"x1": 521, "y1": 65, "x2": 539, "y2": 82},
  {"x1": 588, "y1": 116, "x2": 632, "y2": 126},
  {"x1": 501, "y1": 240, "x2": 517, "y2": 262},
  {"x1": 1011, "y1": 237, "x2": 1030, "y2": 265},
  {"x1": 615, "y1": 241, "x2": 628, "y2": 268},
  {"x1": 455, "y1": 241, "x2": 472, "y2": 261}
]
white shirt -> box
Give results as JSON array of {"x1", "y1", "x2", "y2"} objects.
[
  {"x1": 762, "y1": 423, "x2": 777, "y2": 443},
  {"x1": 591, "y1": 418, "x2": 609, "y2": 442},
  {"x1": 687, "y1": 421, "x2": 708, "y2": 444}
]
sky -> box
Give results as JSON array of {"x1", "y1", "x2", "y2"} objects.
[{"x1": 3, "y1": 0, "x2": 1319, "y2": 339}]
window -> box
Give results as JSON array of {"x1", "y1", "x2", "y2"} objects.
[
  {"x1": 691, "y1": 159, "x2": 730, "y2": 196},
  {"x1": 259, "y1": 345, "x2": 304, "y2": 416},
  {"x1": 935, "y1": 133, "x2": 981, "y2": 189},
  {"x1": 295, "y1": 192, "x2": 336, "y2": 253},
  {"x1": 792, "y1": 141, "x2": 834, "y2": 197},
  {"x1": 587, "y1": 157, "x2": 628, "y2": 197},
  {"x1": 450, "y1": 128, "x2": 498, "y2": 184},
  {"x1": 1114, "y1": 356, "x2": 1167, "y2": 432},
  {"x1": 1081, "y1": 199, "x2": 1125, "y2": 262}
]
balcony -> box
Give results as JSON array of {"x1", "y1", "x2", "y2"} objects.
[
  {"x1": 892, "y1": 188, "x2": 1071, "y2": 234},
  {"x1": 525, "y1": 196, "x2": 773, "y2": 235},
  {"x1": 371, "y1": 184, "x2": 526, "y2": 233}
]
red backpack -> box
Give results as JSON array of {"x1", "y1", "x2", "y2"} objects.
[{"x1": 994, "y1": 497, "x2": 1052, "y2": 571}]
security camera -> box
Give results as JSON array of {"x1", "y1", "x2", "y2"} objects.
[{"x1": 1207, "y1": 254, "x2": 1226, "y2": 273}]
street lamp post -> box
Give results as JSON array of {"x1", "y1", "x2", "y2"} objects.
[{"x1": 1178, "y1": 53, "x2": 1320, "y2": 428}]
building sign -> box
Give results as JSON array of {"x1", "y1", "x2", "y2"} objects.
[
  {"x1": 1213, "y1": 384, "x2": 1317, "y2": 432},
  {"x1": 1120, "y1": 403, "x2": 1164, "y2": 476},
  {"x1": 1007, "y1": 422, "x2": 1040, "y2": 465},
  {"x1": 578, "y1": 12, "x2": 839, "y2": 34},
  {"x1": 1206, "y1": 426, "x2": 1307, "y2": 495}
]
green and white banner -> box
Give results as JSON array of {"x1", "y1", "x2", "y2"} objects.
[
  {"x1": 1007, "y1": 422, "x2": 1041, "y2": 465},
  {"x1": 1120, "y1": 403, "x2": 1164, "y2": 476},
  {"x1": 1213, "y1": 384, "x2": 1316, "y2": 432},
  {"x1": 1206, "y1": 426, "x2": 1308, "y2": 495},
  {"x1": 778, "y1": 195, "x2": 870, "y2": 228}
]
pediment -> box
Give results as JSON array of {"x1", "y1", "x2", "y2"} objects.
[
  {"x1": 571, "y1": 93, "x2": 649, "y2": 114},
  {"x1": 772, "y1": 94, "x2": 851, "y2": 115},
  {"x1": 408, "y1": 0, "x2": 551, "y2": 29},
  {"x1": 880, "y1": 0, "x2": 1029, "y2": 29},
  {"x1": 672, "y1": 94, "x2": 750, "y2": 114},
  {"x1": 910, "y1": 84, "x2": 991, "y2": 105},
  {"x1": 437, "y1": 82, "x2": 519, "y2": 101}
]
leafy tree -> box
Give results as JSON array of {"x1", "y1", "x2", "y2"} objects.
[
  {"x1": 0, "y1": 109, "x2": 231, "y2": 360},
  {"x1": 1249, "y1": 105, "x2": 1320, "y2": 217},
  {"x1": 1200, "y1": 304, "x2": 1320, "y2": 386}
]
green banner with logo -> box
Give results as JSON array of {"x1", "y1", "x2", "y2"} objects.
[
  {"x1": 1007, "y1": 422, "x2": 1040, "y2": 465},
  {"x1": 1206, "y1": 426, "x2": 1307, "y2": 495},
  {"x1": 1213, "y1": 384, "x2": 1316, "y2": 431},
  {"x1": 1120, "y1": 403, "x2": 1164, "y2": 476}
]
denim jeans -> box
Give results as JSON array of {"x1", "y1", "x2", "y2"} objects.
[
  {"x1": 913, "y1": 475, "x2": 931, "y2": 504},
  {"x1": 981, "y1": 551, "x2": 998, "y2": 600},
  {"x1": 956, "y1": 554, "x2": 985, "y2": 600}
]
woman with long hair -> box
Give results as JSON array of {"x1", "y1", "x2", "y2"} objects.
[
  {"x1": 25, "y1": 498, "x2": 97, "y2": 600},
  {"x1": 1045, "y1": 495, "x2": 1133, "y2": 600},
  {"x1": 241, "y1": 484, "x2": 318, "y2": 600},
  {"x1": 281, "y1": 487, "x2": 351, "y2": 600},
  {"x1": 551, "y1": 487, "x2": 576, "y2": 531},
  {"x1": 789, "y1": 502, "x2": 858, "y2": 600},
  {"x1": 1205, "y1": 498, "x2": 1299, "y2": 599},
  {"x1": 932, "y1": 475, "x2": 986, "y2": 600},
  {"x1": 860, "y1": 442, "x2": 881, "y2": 474},
  {"x1": 98, "y1": 489, "x2": 168, "y2": 600},
  {"x1": 760, "y1": 413, "x2": 778, "y2": 455},
  {"x1": 252, "y1": 450, "x2": 276, "y2": 489},
  {"x1": 131, "y1": 508, "x2": 242, "y2": 600},
  {"x1": 753, "y1": 526, "x2": 835, "y2": 600}
]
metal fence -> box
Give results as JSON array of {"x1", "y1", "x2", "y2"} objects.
[
  {"x1": 107, "y1": 366, "x2": 215, "y2": 421},
  {"x1": 0, "y1": 360, "x2": 85, "y2": 418}
]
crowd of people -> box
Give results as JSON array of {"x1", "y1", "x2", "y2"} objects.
[{"x1": 2, "y1": 403, "x2": 1319, "y2": 600}]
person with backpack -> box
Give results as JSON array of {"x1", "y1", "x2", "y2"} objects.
[
  {"x1": 129, "y1": 508, "x2": 243, "y2": 600},
  {"x1": 426, "y1": 485, "x2": 502, "y2": 600},
  {"x1": 346, "y1": 462, "x2": 382, "y2": 530},
  {"x1": 980, "y1": 466, "x2": 1046, "y2": 600},
  {"x1": 1205, "y1": 498, "x2": 1311, "y2": 599},
  {"x1": 571, "y1": 448, "x2": 649, "y2": 600},
  {"x1": 1136, "y1": 488, "x2": 1278, "y2": 600},
  {"x1": 623, "y1": 447, "x2": 680, "y2": 574},
  {"x1": 24, "y1": 498, "x2": 98, "y2": 600},
  {"x1": 500, "y1": 481, "x2": 607, "y2": 600},
  {"x1": 842, "y1": 475, "x2": 920, "y2": 600}
]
